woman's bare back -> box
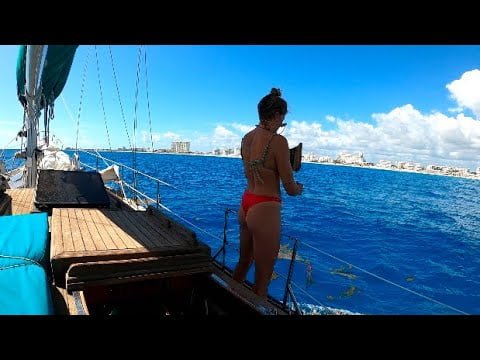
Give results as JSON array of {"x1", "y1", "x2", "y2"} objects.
[
  {"x1": 242, "y1": 127, "x2": 299, "y2": 197},
  {"x1": 241, "y1": 128, "x2": 281, "y2": 197}
]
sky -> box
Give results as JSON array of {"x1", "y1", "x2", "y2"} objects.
[{"x1": 1, "y1": 45, "x2": 480, "y2": 169}]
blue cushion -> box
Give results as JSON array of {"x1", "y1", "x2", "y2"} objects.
[
  {"x1": 0, "y1": 212, "x2": 53, "y2": 315},
  {"x1": 0, "y1": 263, "x2": 54, "y2": 315},
  {"x1": 0, "y1": 212, "x2": 49, "y2": 265}
]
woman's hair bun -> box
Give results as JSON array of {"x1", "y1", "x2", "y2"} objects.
[{"x1": 270, "y1": 88, "x2": 282, "y2": 97}]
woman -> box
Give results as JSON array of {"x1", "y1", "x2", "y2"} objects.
[{"x1": 232, "y1": 88, "x2": 303, "y2": 298}]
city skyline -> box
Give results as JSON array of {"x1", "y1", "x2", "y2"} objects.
[{"x1": 1, "y1": 45, "x2": 480, "y2": 169}]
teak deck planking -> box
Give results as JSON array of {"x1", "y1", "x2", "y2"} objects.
[
  {"x1": 50, "y1": 207, "x2": 211, "y2": 289},
  {"x1": 4, "y1": 188, "x2": 35, "y2": 214}
]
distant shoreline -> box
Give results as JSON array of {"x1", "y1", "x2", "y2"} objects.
[
  {"x1": 4, "y1": 148, "x2": 478, "y2": 182},
  {"x1": 91, "y1": 150, "x2": 480, "y2": 181}
]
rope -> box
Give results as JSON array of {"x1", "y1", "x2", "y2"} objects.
[
  {"x1": 59, "y1": 94, "x2": 73, "y2": 121},
  {"x1": 0, "y1": 254, "x2": 42, "y2": 268},
  {"x1": 108, "y1": 45, "x2": 132, "y2": 149},
  {"x1": 0, "y1": 136, "x2": 19, "y2": 160},
  {"x1": 1, "y1": 152, "x2": 20, "y2": 170},
  {"x1": 78, "y1": 149, "x2": 174, "y2": 187},
  {"x1": 94, "y1": 45, "x2": 112, "y2": 151},
  {"x1": 75, "y1": 46, "x2": 91, "y2": 153},
  {"x1": 300, "y1": 240, "x2": 469, "y2": 315},
  {"x1": 143, "y1": 47, "x2": 154, "y2": 151},
  {"x1": 94, "y1": 149, "x2": 110, "y2": 168},
  {"x1": 79, "y1": 161, "x2": 95, "y2": 171},
  {"x1": 80, "y1": 150, "x2": 236, "y2": 213},
  {"x1": 75, "y1": 148, "x2": 236, "y2": 212},
  {"x1": 132, "y1": 46, "x2": 142, "y2": 194}
]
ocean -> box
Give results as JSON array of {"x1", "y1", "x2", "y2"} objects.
[{"x1": 3, "y1": 149, "x2": 480, "y2": 314}]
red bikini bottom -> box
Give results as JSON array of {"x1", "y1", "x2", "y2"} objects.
[{"x1": 241, "y1": 190, "x2": 281, "y2": 215}]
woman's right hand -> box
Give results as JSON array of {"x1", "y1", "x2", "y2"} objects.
[{"x1": 296, "y1": 182, "x2": 303, "y2": 195}]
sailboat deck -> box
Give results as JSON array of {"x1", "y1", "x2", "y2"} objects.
[
  {"x1": 50, "y1": 206, "x2": 213, "y2": 289},
  {"x1": 4, "y1": 188, "x2": 35, "y2": 214}
]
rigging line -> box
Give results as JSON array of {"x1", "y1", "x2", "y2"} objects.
[
  {"x1": 85, "y1": 145, "x2": 234, "y2": 210},
  {"x1": 300, "y1": 240, "x2": 469, "y2": 315},
  {"x1": 143, "y1": 46, "x2": 154, "y2": 151},
  {"x1": 76, "y1": 150, "x2": 228, "y2": 212},
  {"x1": 94, "y1": 149, "x2": 110, "y2": 168},
  {"x1": 108, "y1": 45, "x2": 132, "y2": 149},
  {"x1": 132, "y1": 46, "x2": 142, "y2": 193},
  {"x1": 0, "y1": 136, "x2": 19, "y2": 159},
  {"x1": 75, "y1": 46, "x2": 92, "y2": 153},
  {"x1": 78, "y1": 149, "x2": 175, "y2": 187},
  {"x1": 94, "y1": 45, "x2": 112, "y2": 151},
  {"x1": 60, "y1": 94, "x2": 76, "y2": 125}
]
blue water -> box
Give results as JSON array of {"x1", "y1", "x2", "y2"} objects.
[{"x1": 3, "y1": 149, "x2": 480, "y2": 314}]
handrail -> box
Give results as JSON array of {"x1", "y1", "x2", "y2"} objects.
[
  {"x1": 212, "y1": 208, "x2": 236, "y2": 267},
  {"x1": 282, "y1": 238, "x2": 301, "y2": 314},
  {"x1": 273, "y1": 270, "x2": 352, "y2": 315},
  {"x1": 78, "y1": 149, "x2": 175, "y2": 187},
  {"x1": 77, "y1": 149, "x2": 232, "y2": 211},
  {"x1": 79, "y1": 151, "x2": 166, "y2": 211}
]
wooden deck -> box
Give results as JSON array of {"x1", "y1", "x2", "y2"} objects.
[
  {"x1": 3, "y1": 188, "x2": 35, "y2": 215},
  {"x1": 50, "y1": 206, "x2": 213, "y2": 289}
]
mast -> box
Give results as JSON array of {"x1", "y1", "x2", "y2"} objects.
[{"x1": 24, "y1": 45, "x2": 48, "y2": 188}]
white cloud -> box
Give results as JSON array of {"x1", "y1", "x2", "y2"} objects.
[
  {"x1": 136, "y1": 131, "x2": 182, "y2": 149},
  {"x1": 325, "y1": 115, "x2": 337, "y2": 123},
  {"x1": 446, "y1": 69, "x2": 480, "y2": 119},
  {"x1": 282, "y1": 104, "x2": 480, "y2": 168},
  {"x1": 448, "y1": 107, "x2": 464, "y2": 114},
  {"x1": 186, "y1": 125, "x2": 245, "y2": 152},
  {"x1": 231, "y1": 122, "x2": 255, "y2": 133},
  {"x1": 211, "y1": 125, "x2": 241, "y2": 149},
  {"x1": 201, "y1": 101, "x2": 480, "y2": 169},
  {"x1": 141, "y1": 130, "x2": 181, "y2": 143},
  {"x1": 163, "y1": 132, "x2": 182, "y2": 140},
  {"x1": 214, "y1": 125, "x2": 235, "y2": 138}
]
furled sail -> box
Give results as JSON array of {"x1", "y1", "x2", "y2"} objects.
[
  {"x1": 16, "y1": 45, "x2": 78, "y2": 109},
  {"x1": 16, "y1": 45, "x2": 79, "y2": 187}
]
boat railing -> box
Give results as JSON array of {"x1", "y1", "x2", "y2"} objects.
[
  {"x1": 0, "y1": 150, "x2": 23, "y2": 174},
  {"x1": 78, "y1": 149, "x2": 176, "y2": 208},
  {"x1": 279, "y1": 236, "x2": 303, "y2": 314}
]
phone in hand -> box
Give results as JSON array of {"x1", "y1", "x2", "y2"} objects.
[{"x1": 289, "y1": 142, "x2": 302, "y2": 172}]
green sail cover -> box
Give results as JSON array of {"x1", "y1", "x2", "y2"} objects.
[{"x1": 16, "y1": 45, "x2": 78, "y2": 109}]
